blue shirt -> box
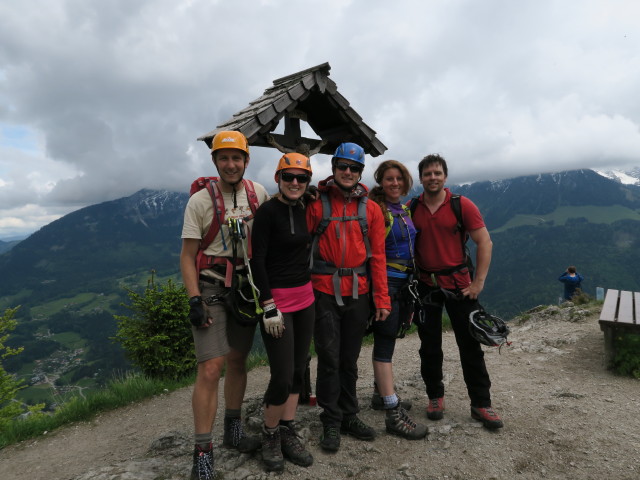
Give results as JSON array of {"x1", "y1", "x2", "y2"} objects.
[
  {"x1": 385, "y1": 202, "x2": 417, "y2": 278},
  {"x1": 558, "y1": 272, "x2": 584, "y2": 300}
]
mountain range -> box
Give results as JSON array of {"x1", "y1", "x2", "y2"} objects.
[{"x1": 2, "y1": 168, "x2": 640, "y2": 404}]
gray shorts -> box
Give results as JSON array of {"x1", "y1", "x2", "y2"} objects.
[{"x1": 192, "y1": 281, "x2": 256, "y2": 363}]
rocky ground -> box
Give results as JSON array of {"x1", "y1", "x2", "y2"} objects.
[{"x1": 1, "y1": 303, "x2": 639, "y2": 480}]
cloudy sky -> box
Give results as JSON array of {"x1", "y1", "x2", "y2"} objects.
[{"x1": 1, "y1": 0, "x2": 639, "y2": 239}]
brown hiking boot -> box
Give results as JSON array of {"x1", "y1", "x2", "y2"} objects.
[
  {"x1": 280, "y1": 422, "x2": 313, "y2": 467},
  {"x1": 385, "y1": 406, "x2": 428, "y2": 440},
  {"x1": 261, "y1": 426, "x2": 284, "y2": 472}
]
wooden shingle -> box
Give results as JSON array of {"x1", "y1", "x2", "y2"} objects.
[{"x1": 198, "y1": 62, "x2": 387, "y2": 156}]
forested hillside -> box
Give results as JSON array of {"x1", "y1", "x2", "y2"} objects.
[
  {"x1": 2, "y1": 169, "x2": 640, "y2": 405},
  {"x1": 485, "y1": 218, "x2": 640, "y2": 316}
]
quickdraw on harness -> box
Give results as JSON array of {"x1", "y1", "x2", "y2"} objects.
[
  {"x1": 310, "y1": 192, "x2": 371, "y2": 306},
  {"x1": 384, "y1": 203, "x2": 421, "y2": 336},
  {"x1": 228, "y1": 217, "x2": 263, "y2": 319},
  {"x1": 203, "y1": 218, "x2": 263, "y2": 326},
  {"x1": 409, "y1": 193, "x2": 474, "y2": 287},
  {"x1": 189, "y1": 176, "x2": 260, "y2": 277}
]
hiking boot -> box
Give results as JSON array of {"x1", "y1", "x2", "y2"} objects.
[
  {"x1": 370, "y1": 391, "x2": 413, "y2": 411},
  {"x1": 470, "y1": 406, "x2": 504, "y2": 429},
  {"x1": 223, "y1": 416, "x2": 261, "y2": 453},
  {"x1": 319, "y1": 424, "x2": 341, "y2": 452},
  {"x1": 190, "y1": 443, "x2": 215, "y2": 480},
  {"x1": 261, "y1": 426, "x2": 284, "y2": 472},
  {"x1": 385, "y1": 406, "x2": 428, "y2": 440},
  {"x1": 340, "y1": 415, "x2": 376, "y2": 441},
  {"x1": 280, "y1": 422, "x2": 313, "y2": 467},
  {"x1": 426, "y1": 397, "x2": 445, "y2": 420}
]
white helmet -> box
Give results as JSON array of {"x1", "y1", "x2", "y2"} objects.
[{"x1": 469, "y1": 309, "x2": 510, "y2": 347}]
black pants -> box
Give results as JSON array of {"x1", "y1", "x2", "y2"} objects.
[
  {"x1": 371, "y1": 276, "x2": 408, "y2": 362},
  {"x1": 416, "y1": 283, "x2": 492, "y2": 407},
  {"x1": 261, "y1": 304, "x2": 315, "y2": 406},
  {"x1": 313, "y1": 290, "x2": 370, "y2": 426}
]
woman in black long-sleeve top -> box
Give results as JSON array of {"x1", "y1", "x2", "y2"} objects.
[{"x1": 250, "y1": 153, "x2": 315, "y2": 472}]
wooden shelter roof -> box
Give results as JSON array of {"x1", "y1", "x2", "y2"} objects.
[{"x1": 197, "y1": 62, "x2": 387, "y2": 156}]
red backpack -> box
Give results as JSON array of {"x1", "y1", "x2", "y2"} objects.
[{"x1": 189, "y1": 176, "x2": 260, "y2": 272}]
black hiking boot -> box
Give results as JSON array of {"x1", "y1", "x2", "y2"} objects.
[
  {"x1": 190, "y1": 443, "x2": 215, "y2": 480},
  {"x1": 261, "y1": 426, "x2": 284, "y2": 472},
  {"x1": 340, "y1": 415, "x2": 376, "y2": 440},
  {"x1": 280, "y1": 422, "x2": 313, "y2": 467},
  {"x1": 223, "y1": 416, "x2": 261, "y2": 453},
  {"x1": 385, "y1": 406, "x2": 428, "y2": 440},
  {"x1": 319, "y1": 424, "x2": 341, "y2": 452}
]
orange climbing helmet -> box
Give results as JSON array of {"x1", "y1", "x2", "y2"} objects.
[
  {"x1": 211, "y1": 130, "x2": 249, "y2": 156},
  {"x1": 275, "y1": 153, "x2": 312, "y2": 175}
]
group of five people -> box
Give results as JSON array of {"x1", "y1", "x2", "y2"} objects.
[{"x1": 180, "y1": 131, "x2": 502, "y2": 479}]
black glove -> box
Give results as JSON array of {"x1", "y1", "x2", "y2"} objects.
[
  {"x1": 303, "y1": 184, "x2": 319, "y2": 203},
  {"x1": 188, "y1": 296, "x2": 206, "y2": 327}
]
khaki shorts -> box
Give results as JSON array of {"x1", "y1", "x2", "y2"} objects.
[{"x1": 192, "y1": 281, "x2": 256, "y2": 363}]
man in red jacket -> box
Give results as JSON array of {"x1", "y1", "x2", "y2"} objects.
[{"x1": 307, "y1": 142, "x2": 390, "y2": 452}]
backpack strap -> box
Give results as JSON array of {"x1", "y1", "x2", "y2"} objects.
[
  {"x1": 449, "y1": 194, "x2": 475, "y2": 279},
  {"x1": 384, "y1": 205, "x2": 411, "y2": 237},
  {"x1": 408, "y1": 196, "x2": 420, "y2": 216},
  {"x1": 196, "y1": 178, "x2": 261, "y2": 274},
  {"x1": 200, "y1": 179, "x2": 225, "y2": 252},
  {"x1": 450, "y1": 194, "x2": 464, "y2": 235},
  {"x1": 310, "y1": 192, "x2": 371, "y2": 306},
  {"x1": 242, "y1": 178, "x2": 260, "y2": 218}
]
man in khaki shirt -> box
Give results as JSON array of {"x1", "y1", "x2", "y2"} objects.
[{"x1": 181, "y1": 130, "x2": 268, "y2": 480}]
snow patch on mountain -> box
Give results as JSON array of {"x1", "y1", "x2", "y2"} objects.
[{"x1": 594, "y1": 167, "x2": 640, "y2": 186}]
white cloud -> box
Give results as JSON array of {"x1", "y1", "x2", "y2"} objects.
[{"x1": 1, "y1": 0, "x2": 640, "y2": 237}]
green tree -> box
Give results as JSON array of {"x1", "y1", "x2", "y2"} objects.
[
  {"x1": 1, "y1": 307, "x2": 43, "y2": 430},
  {"x1": 114, "y1": 275, "x2": 196, "y2": 379}
]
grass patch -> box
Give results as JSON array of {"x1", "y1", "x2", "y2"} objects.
[
  {"x1": 30, "y1": 293, "x2": 107, "y2": 319},
  {"x1": 0, "y1": 288, "x2": 34, "y2": 312},
  {"x1": 613, "y1": 333, "x2": 640, "y2": 379},
  {"x1": 49, "y1": 331, "x2": 85, "y2": 349},
  {"x1": 15, "y1": 384, "x2": 52, "y2": 406},
  {"x1": 0, "y1": 371, "x2": 194, "y2": 449},
  {"x1": 493, "y1": 205, "x2": 640, "y2": 233}
]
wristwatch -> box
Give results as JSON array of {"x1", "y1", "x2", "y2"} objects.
[{"x1": 263, "y1": 303, "x2": 278, "y2": 318}]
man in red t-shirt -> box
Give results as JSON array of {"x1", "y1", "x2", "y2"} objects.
[{"x1": 411, "y1": 154, "x2": 503, "y2": 429}]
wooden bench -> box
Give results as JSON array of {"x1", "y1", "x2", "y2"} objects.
[{"x1": 598, "y1": 289, "x2": 640, "y2": 368}]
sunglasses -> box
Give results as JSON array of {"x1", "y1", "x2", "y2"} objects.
[
  {"x1": 334, "y1": 162, "x2": 363, "y2": 173},
  {"x1": 280, "y1": 172, "x2": 310, "y2": 183}
]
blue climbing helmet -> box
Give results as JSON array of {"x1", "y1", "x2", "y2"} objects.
[{"x1": 332, "y1": 142, "x2": 365, "y2": 165}]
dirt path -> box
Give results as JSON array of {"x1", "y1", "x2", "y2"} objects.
[{"x1": 1, "y1": 303, "x2": 639, "y2": 480}]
